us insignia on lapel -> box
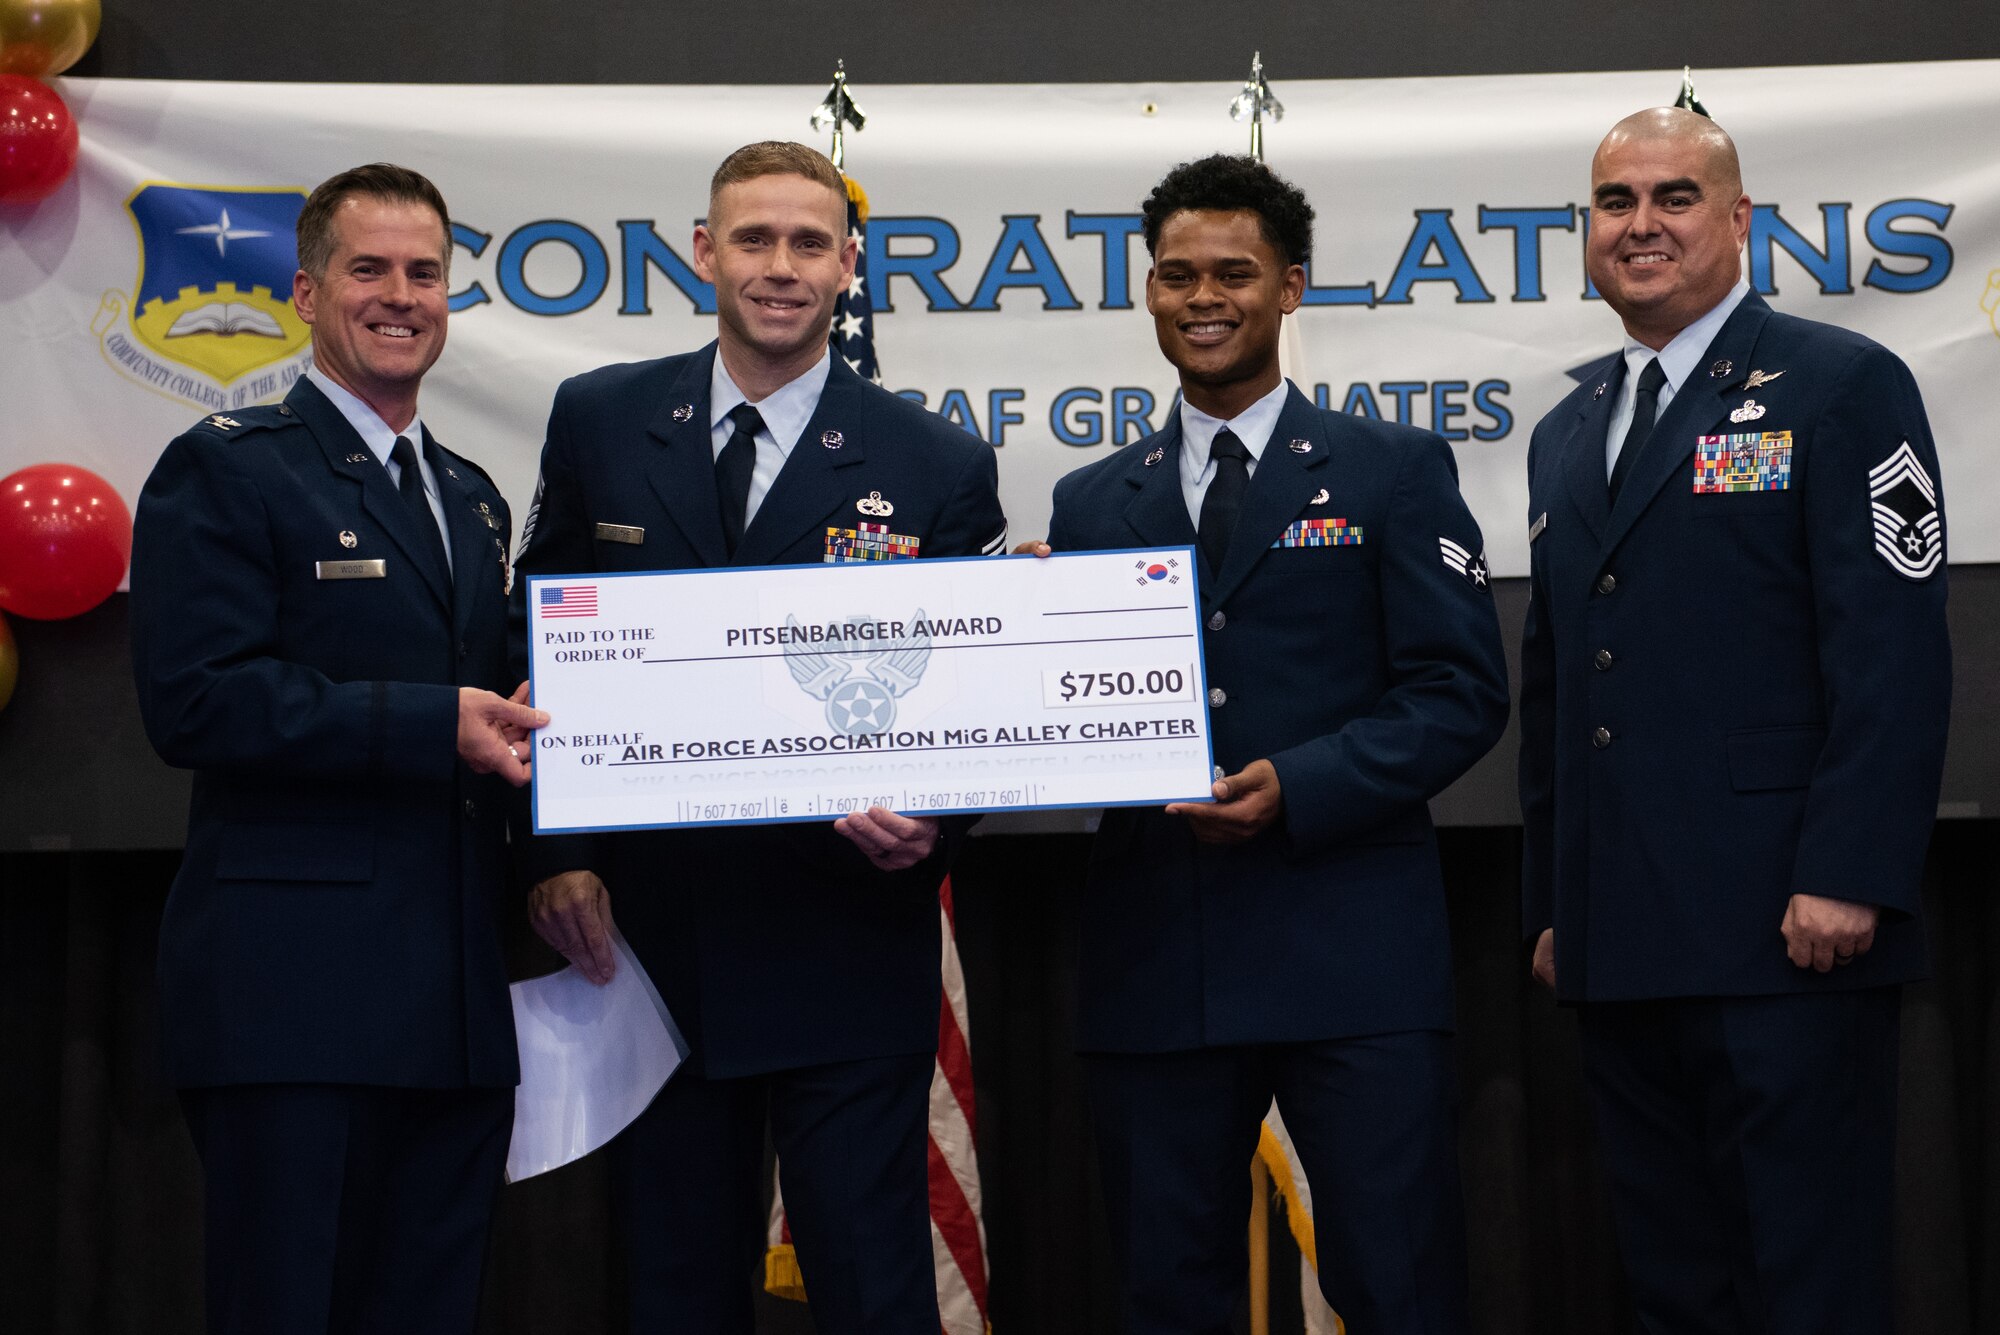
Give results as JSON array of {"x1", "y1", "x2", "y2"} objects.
[
  {"x1": 1694, "y1": 431, "x2": 1793, "y2": 493},
  {"x1": 1868, "y1": 441, "x2": 1942, "y2": 579},
  {"x1": 825, "y1": 522, "x2": 918, "y2": 562},
  {"x1": 1439, "y1": 536, "x2": 1490, "y2": 590},
  {"x1": 1272, "y1": 517, "x2": 1362, "y2": 548}
]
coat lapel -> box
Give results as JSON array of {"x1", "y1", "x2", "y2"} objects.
[
  {"x1": 1559, "y1": 353, "x2": 1621, "y2": 547},
  {"x1": 1120, "y1": 416, "x2": 1199, "y2": 554},
  {"x1": 430, "y1": 434, "x2": 505, "y2": 634},
  {"x1": 644, "y1": 346, "x2": 730, "y2": 566},
  {"x1": 1602, "y1": 294, "x2": 1775, "y2": 556},
  {"x1": 1205, "y1": 385, "x2": 1330, "y2": 609},
  {"x1": 734, "y1": 358, "x2": 869, "y2": 567},
  {"x1": 289, "y1": 379, "x2": 451, "y2": 611}
]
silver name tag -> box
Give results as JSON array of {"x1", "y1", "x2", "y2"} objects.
[
  {"x1": 595, "y1": 522, "x2": 645, "y2": 545},
  {"x1": 315, "y1": 559, "x2": 387, "y2": 580}
]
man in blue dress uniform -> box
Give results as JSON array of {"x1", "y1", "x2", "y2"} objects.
[
  {"x1": 1040, "y1": 154, "x2": 1509, "y2": 1333},
  {"x1": 1518, "y1": 108, "x2": 1950, "y2": 1334},
  {"x1": 510, "y1": 141, "x2": 1006, "y2": 1334},
  {"x1": 130, "y1": 164, "x2": 546, "y2": 1334}
]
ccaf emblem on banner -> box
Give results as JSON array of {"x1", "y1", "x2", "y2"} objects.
[{"x1": 91, "y1": 182, "x2": 314, "y2": 412}]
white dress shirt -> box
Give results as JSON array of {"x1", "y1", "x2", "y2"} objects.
[
  {"x1": 1176, "y1": 377, "x2": 1291, "y2": 527},
  {"x1": 307, "y1": 368, "x2": 451, "y2": 573},
  {"x1": 709, "y1": 348, "x2": 833, "y2": 527},
  {"x1": 1604, "y1": 278, "x2": 1751, "y2": 480}
]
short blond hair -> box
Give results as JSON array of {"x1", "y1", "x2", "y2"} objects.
[{"x1": 708, "y1": 141, "x2": 843, "y2": 215}]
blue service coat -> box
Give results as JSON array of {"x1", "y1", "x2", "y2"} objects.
[
  {"x1": 1048, "y1": 383, "x2": 1509, "y2": 1051},
  {"x1": 1518, "y1": 294, "x2": 1950, "y2": 1002},
  {"x1": 509, "y1": 343, "x2": 1006, "y2": 1079},
  {"x1": 130, "y1": 376, "x2": 521, "y2": 1090}
]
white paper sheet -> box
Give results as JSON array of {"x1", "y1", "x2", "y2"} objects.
[{"x1": 504, "y1": 930, "x2": 685, "y2": 1183}]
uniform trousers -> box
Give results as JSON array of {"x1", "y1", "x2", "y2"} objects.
[
  {"x1": 179, "y1": 1082, "x2": 512, "y2": 1335},
  {"x1": 1577, "y1": 988, "x2": 1901, "y2": 1335},
  {"x1": 1086, "y1": 1031, "x2": 1469, "y2": 1335},
  {"x1": 611, "y1": 1050, "x2": 937, "y2": 1334}
]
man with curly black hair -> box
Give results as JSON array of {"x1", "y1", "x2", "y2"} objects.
[{"x1": 1041, "y1": 153, "x2": 1507, "y2": 1331}]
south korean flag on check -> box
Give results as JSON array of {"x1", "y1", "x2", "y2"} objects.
[
  {"x1": 1439, "y1": 536, "x2": 1490, "y2": 591},
  {"x1": 1868, "y1": 441, "x2": 1943, "y2": 580}
]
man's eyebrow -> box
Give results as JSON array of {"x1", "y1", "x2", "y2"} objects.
[
  {"x1": 1592, "y1": 182, "x2": 1636, "y2": 202},
  {"x1": 1651, "y1": 177, "x2": 1702, "y2": 198}
]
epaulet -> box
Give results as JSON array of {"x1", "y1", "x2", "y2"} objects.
[{"x1": 186, "y1": 405, "x2": 293, "y2": 439}]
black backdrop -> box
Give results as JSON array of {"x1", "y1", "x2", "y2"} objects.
[{"x1": 6, "y1": 3, "x2": 2000, "y2": 1331}]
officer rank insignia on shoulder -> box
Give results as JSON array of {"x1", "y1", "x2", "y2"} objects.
[
  {"x1": 1439, "y1": 536, "x2": 1490, "y2": 590},
  {"x1": 1868, "y1": 440, "x2": 1942, "y2": 580},
  {"x1": 1694, "y1": 431, "x2": 1793, "y2": 493},
  {"x1": 825, "y1": 522, "x2": 919, "y2": 563},
  {"x1": 1272, "y1": 517, "x2": 1362, "y2": 548}
]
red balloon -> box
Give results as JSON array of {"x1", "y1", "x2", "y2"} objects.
[
  {"x1": 0, "y1": 463, "x2": 131, "y2": 620},
  {"x1": 0, "y1": 74, "x2": 78, "y2": 205}
]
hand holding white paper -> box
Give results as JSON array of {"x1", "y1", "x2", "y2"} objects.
[{"x1": 504, "y1": 929, "x2": 685, "y2": 1183}]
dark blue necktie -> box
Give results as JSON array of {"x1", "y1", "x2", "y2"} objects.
[{"x1": 717, "y1": 403, "x2": 764, "y2": 556}]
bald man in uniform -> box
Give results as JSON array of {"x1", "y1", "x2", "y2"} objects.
[{"x1": 1518, "y1": 109, "x2": 1948, "y2": 1333}]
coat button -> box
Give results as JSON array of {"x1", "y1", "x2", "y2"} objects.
[
  {"x1": 1593, "y1": 649, "x2": 1614, "y2": 671},
  {"x1": 1591, "y1": 727, "x2": 1612, "y2": 749},
  {"x1": 1207, "y1": 610, "x2": 1226, "y2": 631},
  {"x1": 1597, "y1": 573, "x2": 1617, "y2": 595},
  {"x1": 1208, "y1": 687, "x2": 1227, "y2": 707},
  {"x1": 462, "y1": 798, "x2": 478, "y2": 819}
]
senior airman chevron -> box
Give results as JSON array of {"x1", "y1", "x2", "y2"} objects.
[{"x1": 1439, "y1": 535, "x2": 1490, "y2": 589}]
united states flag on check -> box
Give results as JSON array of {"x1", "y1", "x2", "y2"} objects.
[{"x1": 539, "y1": 585, "x2": 598, "y2": 618}]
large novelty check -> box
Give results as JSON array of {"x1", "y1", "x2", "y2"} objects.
[{"x1": 527, "y1": 549, "x2": 1217, "y2": 832}]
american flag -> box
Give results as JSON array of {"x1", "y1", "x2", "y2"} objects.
[
  {"x1": 538, "y1": 584, "x2": 597, "y2": 618},
  {"x1": 831, "y1": 175, "x2": 881, "y2": 384},
  {"x1": 763, "y1": 168, "x2": 994, "y2": 1335}
]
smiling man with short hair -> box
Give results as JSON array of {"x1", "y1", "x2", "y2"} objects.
[
  {"x1": 509, "y1": 140, "x2": 1005, "y2": 1334},
  {"x1": 1044, "y1": 153, "x2": 1508, "y2": 1334},
  {"x1": 1519, "y1": 107, "x2": 1951, "y2": 1334}
]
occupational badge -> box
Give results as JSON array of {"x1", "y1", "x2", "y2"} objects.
[
  {"x1": 856, "y1": 491, "x2": 894, "y2": 517},
  {"x1": 338, "y1": 530, "x2": 357, "y2": 549},
  {"x1": 1728, "y1": 399, "x2": 1767, "y2": 424},
  {"x1": 1868, "y1": 440, "x2": 1942, "y2": 579},
  {"x1": 1310, "y1": 489, "x2": 1330, "y2": 506},
  {"x1": 1743, "y1": 369, "x2": 1786, "y2": 391}
]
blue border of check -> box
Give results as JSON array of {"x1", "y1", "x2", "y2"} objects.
[{"x1": 527, "y1": 545, "x2": 1217, "y2": 834}]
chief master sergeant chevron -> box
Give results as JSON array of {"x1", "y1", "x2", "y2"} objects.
[
  {"x1": 128, "y1": 163, "x2": 546, "y2": 1335},
  {"x1": 509, "y1": 140, "x2": 1006, "y2": 1334},
  {"x1": 1518, "y1": 107, "x2": 1950, "y2": 1334},
  {"x1": 1042, "y1": 154, "x2": 1508, "y2": 1334}
]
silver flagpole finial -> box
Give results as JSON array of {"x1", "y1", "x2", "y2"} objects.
[
  {"x1": 810, "y1": 59, "x2": 868, "y2": 173},
  {"x1": 1673, "y1": 65, "x2": 1713, "y2": 119},
  {"x1": 1228, "y1": 51, "x2": 1285, "y2": 162}
]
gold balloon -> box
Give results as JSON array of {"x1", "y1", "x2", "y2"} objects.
[
  {"x1": 0, "y1": 0, "x2": 101, "y2": 78},
  {"x1": 0, "y1": 612, "x2": 16, "y2": 713}
]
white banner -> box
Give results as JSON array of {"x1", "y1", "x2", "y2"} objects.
[{"x1": 5, "y1": 63, "x2": 1996, "y2": 576}]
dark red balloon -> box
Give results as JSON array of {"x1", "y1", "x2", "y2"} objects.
[
  {"x1": 0, "y1": 74, "x2": 78, "y2": 205},
  {"x1": 0, "y1": 463, "x2": 132, "y2": 620}
]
